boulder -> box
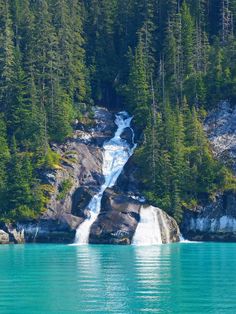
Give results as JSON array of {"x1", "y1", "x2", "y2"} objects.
[
  {"x1": 20, "y1": 215, "x2": 82, "y2": 244},
  {"x1": 0, "y1": 230, "x2": 9, "y2": 244},
  {"x1": 71, "y1": 187, "x2": 98, "y2": 218},
  {"x1": 89, "y1": 189, "x2": 141, "y2": 244},
  {"x1": 153, "y1": 207, "x2": 180, "y2": 243},
  {"x1": 0, "y1": 223, "x2": 25, "y2": 244},
  {"x1": 116, "y1": 156, "x2": 141, "y2": 195},
  {"x1": 120, "y1": 127, "x2": 134, "y2": 144},
  {"x1": 89, "y1": 189, "x2": 180, "y2": 245}
]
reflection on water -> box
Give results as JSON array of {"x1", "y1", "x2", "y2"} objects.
[
  {"x1": 134, "y1": 246, "x2": 164, "y2": 311},
  {"x1": 0, "y1": 243, "x2": 236, "y2": 313}
]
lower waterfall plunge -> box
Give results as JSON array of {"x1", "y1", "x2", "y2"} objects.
[
  {"x1": 132, "y1": 206, "x2": 162, "y2": 245},
  {"x1": 132, "y1": 206, "x2": 163, "y2": 245},
  {"x1": 75, "y1": 112, "x2": 136, "y2": 244},
  {"x1": 132, "y1": 206, "x2": 173, "y2": 245}
]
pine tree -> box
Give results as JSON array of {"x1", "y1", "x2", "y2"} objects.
[
  {"x1": 69, "y1": 0, "x2": 88, "y2": 104},
  {"x1": 164, "y1": 18, "x2": 178, "y2": 99},
  {"x1": 181, "y1": 1, "x2": 195, "y2": 76},
  {"x1": 50, "y1": 84, "x2": 73, "y2": 143},
  {"x1": 32, "y1": 0, "x2": 58, "y2": 140},
  {"x1": 207, "y1": 42, "x2": 224, "y2": 105},
  {"x1": 221, "y1": 0, "x2": 234, "y2": 44},
  {"x1": 127, "y1": 42, "x2": 150, "y2": 128},
  {"x1": 0, "y1": 113, "x2": 9, "y2": 209},
  {"x1": 137, "y1": 0, "x2": 157, "y2": 73},
  {"x1": 51, "y1": 0, "x2": 87, "y2": 104},
  {"x1": 0, "y1": 0, "x2": 15, "y2": 111},
  {"x1": 6, "y1": 137, "x2": 44, "y2": 219}
]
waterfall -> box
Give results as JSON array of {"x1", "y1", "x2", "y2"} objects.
[
  {"x1": 75, "y1": 112, "x2": 136, "y2": 244},
  {"x1": 132, "y1": 206, "x2": 163, "y2": 245}
]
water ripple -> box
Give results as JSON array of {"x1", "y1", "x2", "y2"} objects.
[{"x1": 0, "y1": 243, "x2": 236, "y2": 313}]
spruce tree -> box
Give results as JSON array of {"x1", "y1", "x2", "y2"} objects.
[
  {"x1": 0, "y1": 113, "x2": 9, "y2": 209},
  {"x1": 0, "y1": 0, "x2": 15, "y2": 111},
  {"x1": 181, "y1": 1, "x2": 195, "y2": 76},
  {"x1": 127, "y1": 42, "x2": 150, "y2": 128}
]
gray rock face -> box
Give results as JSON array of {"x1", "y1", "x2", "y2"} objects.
[
  {"x1": 2, "y1": 107, "x2": 180, "y2": 245},
  {"x1": 16, "y1": 108, "x2": 115, "y2": 244},
  {"x1": 116, "y1": 156, "x2": 141, "y2": 195},
  {"x1": 89, "y1": 189, "x2": 141, "y2": 244},
  {"x1": 205, "y1": 101, "x2": 236, "y2": 173},
  {"x1": 182, "y1": 192, "x2": 236, "y2": 241},
  {"x1": 0, "y1": 223, "x2": 25, "y2": 244},
  {"x1": 120, "y1": 127, "x2": 134, "y2": 144},
  {"x1": 181, "y1": 102, "x2": 236, "y2": 242},
  {"x1": 89, "y1": 189, "x2": 180, "y2": 245},
  {"x1": 21, "y1": 218, "x2": 82, "y2": 243},
  {"x1": 0, "y1": 230, "x2": 9, "y2": 244},
  {"x1": 155, "y1": 207, "x2": 180, "y2": 243}
]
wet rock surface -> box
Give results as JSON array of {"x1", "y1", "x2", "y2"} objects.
[
  {"x1": 89, "y1": 189, "x2": 141, "y2": 244},
  {"x1": 205, "y1": 101, "x2": 236, "y2": 173},
  {"x1": 116, "y1": 156, "x2": 141, "y2": 195},
  {"x1": 89, "y1": 189, "x2": 180, "y2": 245},
  {"x1": 156, "y1": 208, "x2": 180, "y2": 243}
]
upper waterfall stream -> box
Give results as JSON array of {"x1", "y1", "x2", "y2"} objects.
[{"x1": 75, "y1": 111, "x2": 136, "y2": 244}]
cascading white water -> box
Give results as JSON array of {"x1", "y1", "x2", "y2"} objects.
[
  {"x1": 132, "y1": 206, "x2": 163, "y2": 245},
  {"x1": 75, "y1": 111, "x2": 136, "y2": 244}
]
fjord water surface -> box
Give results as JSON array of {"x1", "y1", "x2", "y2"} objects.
[{"x1": 0, "y1": 243, "x2": 236, "y2": 313}]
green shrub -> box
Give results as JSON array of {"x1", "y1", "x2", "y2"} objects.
[
  {"x1": 10, "y1": 205, "x2": 39, "y2": 221},
  {"x1": 45, "y1": 150, "x2": 61, "y2": 169},
  {"x1": 57, "y1": 179, "x2": 73, "y2": 201}
]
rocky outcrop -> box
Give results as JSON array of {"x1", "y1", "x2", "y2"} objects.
[
  {"x1": 181, "y1": 102, "x2": 236, "y2": 241},
  {"x1": 20, "y1": 218, "x2": 81, "y2": 243},
  {"x1": 182, "y1": 192, "x2": 236, "y2": 241},
  {"x1": 11, "y1": 108, "x2": 115, "y2": 244},
  {"x1": 204, "y1": 101, "x2": 236, "y2": 173},
  {"x1": 1, "y1": 107, "x2": 180, "y2": 245},
  {"x1": 89, "y1": 189, "x2": 180, "y2": 244},
  {"x1": 116, "y1": 156, "x2": 141, "y2": 195},
  {"x1": 155, "y1": 207, "x2": 180, "y2": 243},
  {"x1": 0, "y1": 230, "x2": 9, "y2": 244},
  {"x1": 89, "y1": 189, "x2": 141, "y2": 244},
  {"x1": 0, "y1": 223, "x2": 25, "y2": 244}
]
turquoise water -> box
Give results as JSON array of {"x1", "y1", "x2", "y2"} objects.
[{"x1": 0, "y1": 243, "x2": 236, "y2": 313}]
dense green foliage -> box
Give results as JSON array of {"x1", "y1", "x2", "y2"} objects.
[
  {"x1": 0, "y1": 0, "x2": 88, "y2": 220},
  {"x1": 57, "y1": 179, "x2": 73, "y2": 201},
  {"x1": 0, "y1": 0, "x2": 235, "y2": 221},
  {"x1": 120, "y1": 0, "x2": 236, "y2": 220}
]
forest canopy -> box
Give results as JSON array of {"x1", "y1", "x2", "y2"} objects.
[{"x1": 0, "y1": 0, "x2": 236, "y2": 222}]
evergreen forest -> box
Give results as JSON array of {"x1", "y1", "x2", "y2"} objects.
[{"x1": 0, "y1": 0, "x2": 236, "y2": 222}]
